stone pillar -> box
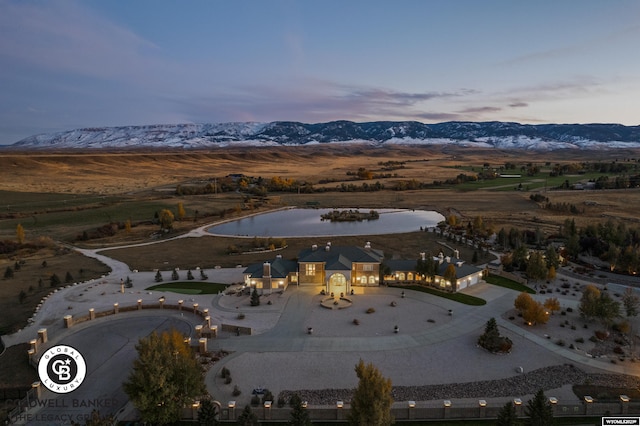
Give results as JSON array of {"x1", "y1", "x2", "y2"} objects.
[
  {"x1": 29, "y1": 339, "x2": 38, "y2": 353},
  {"x1": 583, "y1": 396, "x2": 593, "y2": 415},
  {"x1": 63, "y1": 314, "x2": 73, "y2": 328},
  {"x1": 113, "y1": 302, "x2": 119, "y2": 314},
  {"x1": 195, "y1": 325, "x2": 203, "y2": 337},
  {"x1": 178, "y1": 300, "x2": 183, "y2": 311},
  {"x1": 205, "y1": 316, "x2": 211, "y2": 328},
  {"x1": 548, "y1": 397, "x2": 558, "y2": 416},
  {"x1": 198, "y1": 337, "x2": 207, "y2": 353},
  {"x1": 193, "y1": 303, "x2": 199, "y2": 314},
  {"x1": 620, "y1": 395, "x2": 630, "y2": 414},
  {"x1": 336, "y1": 401, "x2": 344, "y2": 421},
  {"x1": 31, "y1": 382, "x2": 42, "y2": 399},
  {"x1": 37, "y1": 328, "x2": 47, "y2": 343},
  {"x1": 203, "y1": 308, "x2": 209, "y2": 316},
  {"x1": 210, "y1": 325, "x2": 218, "y2": 338},
  {"x1": 137, "y1": 299, "x2": 142, "y2": 310},
  {"x1": 408, "y1": 401, "x2": 416, "y2": 420},
  {"x1": 27, "y1": 349, "x2": 36, "y2": 364},
  {"x1": 227, "y1": 401, "x2": 236, "y2": 420},
  {"x1": 263, "y1": 401, "x2": 272, "y2": 420},
  {"x1": 191, "y1": 401, "x2": 200, "y2": 419},
  {"x1": 478, "y1": 400, "x2": 487, "y2": 418},
  {"x1": 89, "y1": 308, "x2": 95, "y2": 320},
  {"x1": 443, "y1": 400, "x2": 451, "y2": 419},
  {"x1": 159, "y1": 298, "x2": 165, "y2": 309},
  {"x1": 513, "y1": 398, "x2": 523, "y2": 417}
]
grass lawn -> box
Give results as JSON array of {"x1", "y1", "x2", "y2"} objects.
[
  {"x1": 392, "y1": 284, "x2": 486, "y2": 306},
  {"x1": 145, "y1": 281, "x2": 228, "y2": 294},
  {"x1": 485, "y1": 274, "x2": 536, "y2": 294}
]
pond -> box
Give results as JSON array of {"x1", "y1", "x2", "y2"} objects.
[{"x1": 207, "y1": 208, "x2": 444, "y2": 237}]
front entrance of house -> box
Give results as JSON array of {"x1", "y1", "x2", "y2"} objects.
[{"x1": 328, "y1": 273, "x2": 348, "y2": 295}]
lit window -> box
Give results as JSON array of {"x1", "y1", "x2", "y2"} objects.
[
  {"x1": 363, "y1": 264, "x2": 373, "y2": 272},
  {"x1": 305, "y1": 264, "x2": 315, "y2": 276}
]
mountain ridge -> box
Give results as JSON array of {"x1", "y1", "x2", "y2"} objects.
[{"x1": 8, "y1": 120, "x2": 640, "y2": 151}]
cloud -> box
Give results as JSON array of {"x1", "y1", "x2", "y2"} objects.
[
  {"x1": 509, "y1": 102, "x2": 528, "y2": 108},
  {"x1": 456, "y1": 106, "x2": 502, "y2": 114},
  {"x1": 0, "y1": 1, "x2": 163, "y2": 82}
]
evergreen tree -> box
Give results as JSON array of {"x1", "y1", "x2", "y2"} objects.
[
  {"x1": 496, "y1": 401, "x2": 519, "y2": 426},
  {"x1": 65, "y1": 271, "x2": 74, "y2": 283},
  {"x1": 123, "y1": 329, "x2": 206, "y2": 425},
  {"x1": 236, "y1": 405, "x2": 258, "y2": 426},
  {"x1": 250, "y1": 287, "x2": 260, "y2": 306},
  {"x1": 526, "y1": 251, "x2": 547, "y2": 284},
  {"x1": 622, "y1": 287, "x2": 640, "y2": 317},
  {"x1": 524, "y1": 389, "x2": 554, "y2": 426},
  {"x1": 443, "y1": 264, "x2": 457, "y2": 287},
  {"x1": 172, "y1": 269, "x2": 179, "y2": 280},
  {"x1": 50, "y1": 273, "x2": 61, "y2": 287},
  {"x1": 187, "y1": 270, "x2": 194, "y2": 280},
  {"x1": 197, "y1": 398, "x2": 218, "y2": 426},
  {"x1": 348, "y1": 359, "x2": 393, "y2": 426},
  {"x1": 4, "y1": 266, "x2": 13, "y2": 279},
  {"x1": 155, "y1": 270, "x2": 164, "y2": 282},
  {"x1": 288, "y1": 393, "x2": 311, "y2": 426}
]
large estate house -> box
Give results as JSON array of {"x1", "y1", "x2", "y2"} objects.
[{"x1": 243, "y1": 243, "x2": 484, "y2": 294}]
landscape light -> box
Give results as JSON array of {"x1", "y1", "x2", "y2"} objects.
[
  {"x1": 513, "y1": 398, "x2": 522, "y2": 405},
  {"x1": 228, "y1": 401, "x2": 236, "y2": 408},
  {"x1": 620, "y1": 395, "x2": 630, "y2": 403},
  {"x1": 336, "y1": 401, "x2": 343, "y2": 408},
  {"x1": 408, "y1": 401, "x2": 416, "y2": 408},
  {"x1": 443, "y1": 400, "x2": 451, "y2": 407},
  {"x1": 478, "y1": 400, "x2": 487, "y2": 407},
  {"x1": 548, "y1": 397, "x2": 558, "y2": 404},
  {"x1": 584, "y1": 396, "x2": 593, "y2": 403}
]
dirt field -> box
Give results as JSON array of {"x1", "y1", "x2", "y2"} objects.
[{"x1": 2, "y1": 145, "x2": 640, "y2": 335}]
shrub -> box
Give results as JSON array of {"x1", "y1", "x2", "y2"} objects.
[
  {"x1": 277, "y1": 394, "x2": 286, "y2": 408},
  {"x1": 225, "y1": 376, "x2": 232, "y2": 384},
  {"x1": 614, "y1": 346, "x2": 624, "y2": 355},
  {"x1": 575, "y1": 337, "x2": 585, "y2": 343},
  {"x1": 220, "y1": 367, "x2": 230, "y2": 378},
  {"x1": 556, "y1": 339, "x2": 565, "y2": 346},
  {"x1": 237, "y1": 313, "x2": 245, "y2": 320},
  {"x1": 251, "y1": 395, "x2": 260, "y2": 406},
  {"x1": 566, "y1": 307, "x2": 573, "y2": 312},
  {"x1": 589, "y1": 336, "x2": 598, "y2": 343},
  {"x1": 353, "y1": 318, "x2": 360, "y2": 325},
  {"x1": 232, "y1": 385, "x2": 241, "y2": 396},
  {"x1": 366, "y1": 307, "x2": 375, "y2": 314}
]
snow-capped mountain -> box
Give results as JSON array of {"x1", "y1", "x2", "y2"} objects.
[{"x1": 8, "y1": 121, "x2": 640, "y2": 150}]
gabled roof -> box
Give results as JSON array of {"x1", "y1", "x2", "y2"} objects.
[
  {"x1": 244, "y1": 257, "x2": 298, "y2": 278},
  {"x1": 436, "y1": 257, "x2": 482, "y2": 279},
  {"x1": 386, "y1": 259, "x2": 418, "y2": 272},
  {"x1": 298, "y1": 245, "x2": 384, "y2": 265}
]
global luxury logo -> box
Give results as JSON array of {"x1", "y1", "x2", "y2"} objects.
[{"x1": 37, "y1": 345, "x2": 86, "y2": 394}]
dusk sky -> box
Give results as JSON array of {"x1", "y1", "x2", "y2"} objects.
[{"x1": 1, "y1": 0, "x2": 640, "y2": 144}]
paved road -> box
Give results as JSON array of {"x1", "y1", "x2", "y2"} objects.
[{"x1": 12, "y1": 312, "x2": 198, "y2": 426}]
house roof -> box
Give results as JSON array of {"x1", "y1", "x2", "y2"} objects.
[
  {"x1": 244, "y1": 257, "x2": 298, "y2": 278},
  {"x1": 386, "y1": 259, "x2": 418, "y2": 272},
  {"x1": 436, "y1": 257, "x2": 482, "y2": 279},
  {"x1": 298, "y1": 245, "x2": 384, "y2": 267}
]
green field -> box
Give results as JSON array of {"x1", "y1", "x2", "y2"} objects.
[
  {"x1": 146, "y1": 281, "x2": 229, "y2": 294},
  {"x1": 392, "y1": 284, "x2": 487, "y2": 306},
  {"x1": 485, "y1": 274, "x2": 536, "y2": 294}
]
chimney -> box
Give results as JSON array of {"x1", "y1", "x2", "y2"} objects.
[
  {"x1": 445, "y1": 256, "x2": 451, "y2": 263},
  {"x1": 364, "y1": 241, "x2": 371, "y2": 250},
  {"x1": 263, "y1": 262, "x2": 271, "y2": 278},
  {"x1": 312, "y1": 244, "x2": 318, "y2": 251},
  {"x1": 420, "y1": 252, "x2": 426, "y2": 261},
  {"x1": 325, "y1": 245, "x2": 330, "y2": 251}
]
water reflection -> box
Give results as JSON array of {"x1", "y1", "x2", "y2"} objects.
[{"x1": 207, "y1": 208, "x2": 444, "y2": 237}]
